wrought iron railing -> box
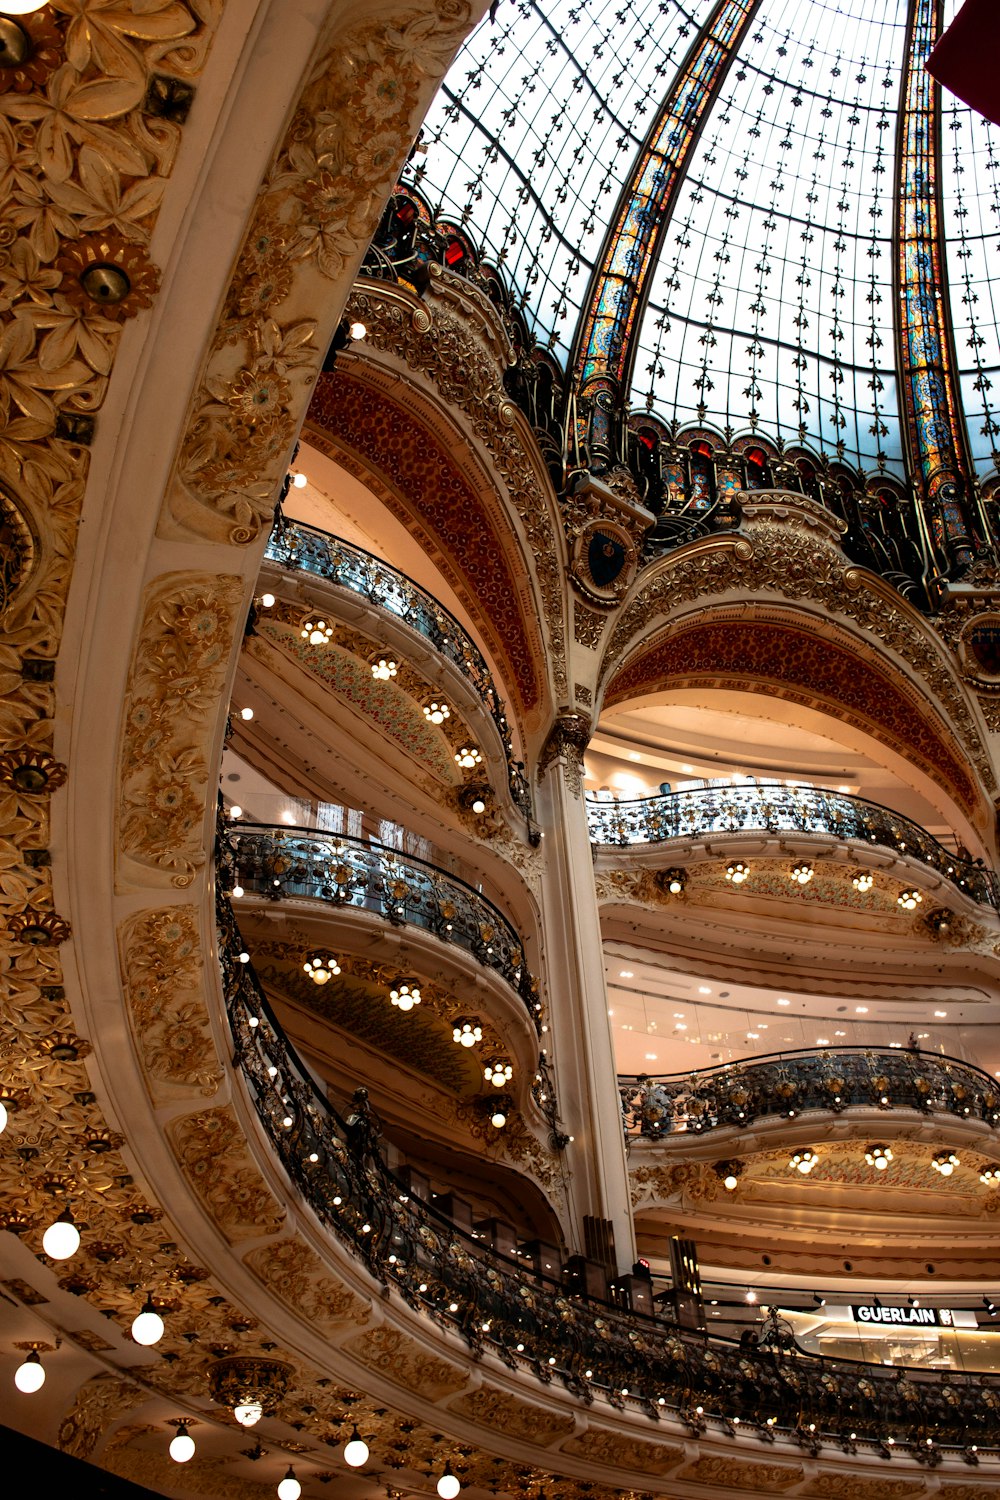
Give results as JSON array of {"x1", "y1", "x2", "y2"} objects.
[
  {"x1": 587, "y1": 785, "x2": 1000, "y2": 909},
  {"x1": 224, "y1": 824, "x2": 540, "y2": 1024},
  {"x1": 264, "y1": 520, "x2": 531, "y2": 818},
  {"x1": 620, "y1": 1047, "x2": 1000, "y2": 1139},
  {"x1": 216, "y1": 886, "x2": 1000, "y2": 1459}
]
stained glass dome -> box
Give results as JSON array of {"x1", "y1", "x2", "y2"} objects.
[{"x1": 406, "y1": 0, "x2": 1000, "y2": 499}]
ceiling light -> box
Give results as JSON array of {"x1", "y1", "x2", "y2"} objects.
[
  {"x1": 979, "y1": 1167, "x2": 1000, "y2": 1185},
  {"x1": 131, "y1": 1296, "x2": 165, "y2": 1346},
  {"x1": 454, "y1": 746, "x2": 482, "y2": 768},
  {"x1": 852, "y1": 872, "x2": 874, "y2": 893},
  {"x1": 790, "y1": 1148, "x2": 818, "y2": 1175},
  {"x1": 423, "y1": 700, "x2": 450, "y2": 724},
  {"x1": 0, "y1": 1, "x2": 47, "y2": 13},
  {"x1": 389, "y1": 978, "x2": 421, "y2": 1011},
  {"x1": 934, "y1": 1010, "x2": 947, "y2": 1018},
  {"x1": 619, "y1": 969, "x2": 633, "y2": 978},
  {"x1": 260, "y1": 593, "x2": 276, "y2": 608},
  {"x1": 725, "y1": 861, "x2": 750, "y2": 884},
  {"x1": 437, "y1": 1465, "x2": 461, "y2": 1500},
  {"x1": 660, "y1": 867, "x2": 686, "y2": 894},
  {"x1": 932, "y1": 1151, "x2": 959, "y2": 1176},
  {"x1": 790, "y1": 862, "x2": 814, "y2": 885},
  {"x1": 277, "y1": 1466, "x2": 301, "y2": 1500},
  {"x1": 344, "y1": 1426, "x2": 369, "y2": 1467},
  {"x1": 452, "y1": 1019, "x2": 482, "y2": 1048},
  {"x1": 42, "y1": 1208, "x2": 80, "y2": 1261},
  {"x1": 291, "y1": 471, "x2": 308, "y2": 488},
  {"x1": 240, "y1": 705, "x2": 254, "y2": 720},
  {"x1": 371, "y1": 655, "x2": 398, "y2": 680},
  {"x1": 229, "y1": 804, "x2": 243, "y2": 819},
  {"x1": 777, "y1": 998, "x2": 790, "y2": 1006},
  {"x1": 714, "y1": 1161, "x2": 741, "y2": 1191},
  {"x1": 745, "y1": 1288, "x2": 757, "y2": 1304},
  {"x1": 303, "y1": 953, "x2": 340, "y2": 985},
  {"x1": 169, "y1": 1423, "x2": 195, "y2": 1463},
  {"x1": 13, "y1": 1350, "x2": 44, "y2": 1393},
  {"x1": 897, "y1": 888, "x2": 922, "y2": 910},
  {"x1": 0, "y1": 1100, "x2": 6, "y2": 1134},
  {"x1": 485, "y1": 1060, "x2": 513, "y2": 1088},
  {"x1": 865, "y1": 1144, "x2": 893, "y2": 1171},
  {"x1": 488, "y1": 1095, "x2": 511, "y2": 1129},
  {"x1": 349, "y1": 320, "x2": 367, "y2": 341},
  {"x1": 856, "y1": 1005, "x2": 869, "y2": 1014},
  {"x1": 300, "y1": 617, "x2": 333, "y2": 645}
]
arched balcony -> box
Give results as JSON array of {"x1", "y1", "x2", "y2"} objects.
[
  {"x1": 217, "y1": 887, "x2": 1000, "y2": 1458},
  {"x1": 619, "y1": 1047, "x2": 1000, "y2": 1139},
  {"x1": 587, "y1": 785, "x2": 999, "y2": 910},
  {"x1": 264, "y1": 519, "x2": 531, "y2": 818}
]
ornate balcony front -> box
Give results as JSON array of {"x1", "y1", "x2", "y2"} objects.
[
  {"x1": 222, "y1": 823, "x2": 539, "y2": 1022},
  {"x1": 264, "y1": 520, "x2": 531, "y2": 817},
  {"x1": 218, "y1": 891, "x2": 1000, "y2": 1459},
  {"x1": 619, "y1": 1046, "x2": 1000, "y2": 1140},
  {"x1": 587, "y1": 785, "x2": 999, "y2": 909}
]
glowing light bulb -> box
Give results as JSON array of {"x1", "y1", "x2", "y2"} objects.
[
  {"x1": 437, "y1": 1467, "x2": 461, "y2": 1500},
  {"x1": 0, "y1": 1100, "x2": 7, "y2": 1134},
  {"x1": 490, "y1": 1107, "x2": 507, "y2": 1129},
  {"x1": 277, "y1": 1467, "x2": 301, "y2": 1500},
  {"x1": 131, "y1": 1298, "x2": 164, "y2": 1346},
  {"x1": 292, "y1": 471, "x2": 308, "y2": 488},
  {"x1": 344, "y1": 1427, "x2": 369, "y2": 1467},
  {"x1": 43, "y1": 1213, "x2": 80, "y2": 1261},
  {"x1": 0, "y1": 1, "x2": 47, "y2": 13},
  {"x1": 169, "y1": 1425, "x2": 195, "y2": 1463},
  {"x1": 723, "y1": 1173, "x2": 738, "y2": 1191},
  {"x1": 260, "y1": 592, "x2": 276, "y2": 608},
  {"x1": 14, "y1": 1351, "x2": 44, "y2": 1393},
  {"x1": 234, "y1": 1401, "x2": 263, "y2": 1427},
  {"x1": 240, "y1": 706, "x2": 254, "y2": 721},
  {"x1": 349, "y1": 321, "x2": 367, "y2": 341}
]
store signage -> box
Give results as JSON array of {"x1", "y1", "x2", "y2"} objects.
[{"x1": 853, "y1": 1304, "x2": 942, "y2": 1327}]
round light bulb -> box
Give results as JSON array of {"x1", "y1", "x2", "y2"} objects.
[
  {"x1": 260, "y1": 592, "x2": 276, "y2": 608},
  {"x1": 232, "y1": 883, "x2": 244, "y2": 898},
  {"x1": 472, "y1": 797, "x2": 486, "y2": 814},
  {"x1": 43, "y1": 1215, "x2": 80, "y2": 1261},
  {"x1": 437, "y1": 1470, "x2": 460, "y2": 1500},
  {"x1": 14, "y1": 1351, "x2": 44, "y2": 1393},
  {"x1": 491, "y1": 1109, "x2": 507, "y2": 1129},
  {"x1": 292, "y1": 472, "x2": 308, "y2": 489},
  {"x1": 723, "y1": 1173, "x2": 738, "y2": 1191},
  {"x1": 131, "y1": 1302, "x2": 164, "y2": 1346},
  {"x1": 461, "y1": 1030, "x2": 476, "y2": 1048},
  {"x1": 0, "y1": 1100, "x2": 7, "y2": 1134},
  {"x1": 349, "y1": 321, "x2": 367, "y2": 341},
  {"x1": 240, "y1": 706, "x2": 254, "y2": 721},
  {"x1": 277, "y1": 1468, "x2": 301, "y2": 1500},
  {"x1": 344, "y1": 1428, "x2": 369, "y2": 1468},
  {"x1": 169, "y1": 1427, "x2": 195, "y2": 1463},
  {"x1": 229, "y1": 805, "x2": 243, "y2": 819},
  {"x1": 234, "y1": 1401, "x2": 263, "y2": 1427},
  {"x1": 0, "y1": 1, "x2": 47, "y2": 13}
]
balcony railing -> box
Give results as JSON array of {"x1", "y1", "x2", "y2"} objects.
[
  {"x1": 264, "y1": 520, "x2": 531, "y2": 817},
  {"x1": 620, "y1": 1046, "x2": 1000, "y2": 1139},
  {"x1": 587, "y1": 785, "x2": 1000, "y2": 909},
  {"x1": 223, "y1": 824, "x2": 540, "y2": 1023},
  {"x1": 217, "y1": 888, "x2": 1000, "y2": 1459}
]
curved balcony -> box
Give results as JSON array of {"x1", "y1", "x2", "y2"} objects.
[
  {"x1": 587, "y1": 785, "x2": 999, "y2": 909},
  {"x1": 217, "y1": 891, "x2": 1000, "y2": 1458},
  {"x1": 222, "y1": 823, "x2": 539, "y2": 1023},
  {"x1": 264, "y1": 519, "x2": 531, "y2": 817},
  {"x1": 619, "y1": 1046, "x2": 1000, "y2": 1139}
]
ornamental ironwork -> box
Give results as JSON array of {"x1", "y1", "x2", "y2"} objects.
[
  {"x1": 221, "y1": 823, "x2": 539, "y2": 1023},
  {"x1": 265, "y1": 520, "x2": 531, "y2": 818},
  {"x1": 217, "y1": 885, "x2": 1000, "y2": 1458},
  {"x1": 619, "y1": 1046, "x2": 1000, "y2": 1139},
  {"x1": 586, "y1": 784, "x2": 999, "y2": 909}
]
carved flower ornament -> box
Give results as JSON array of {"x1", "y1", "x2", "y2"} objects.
[{"x1": 55, "y1": 234, "x2": 159, "y2": 322}]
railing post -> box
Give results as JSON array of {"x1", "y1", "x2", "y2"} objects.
[{"x1": 537, "y1": 715, "x2": 635, "y2": 1268}]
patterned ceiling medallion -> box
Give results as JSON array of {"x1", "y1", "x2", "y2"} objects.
[
  {"x1": 8, "y1": 909, "x2": 71, "y2": 945},
  {"x1": 207, "y1": 1355, "x2": 293, "y2": 1424},
  {"x1": 959, "y1": 613, "x2": 1000, "y2": 683},
  {"x1": 55, "y1": 235, "x2": 160, "y2": 323},
  {"x1": 0, "y1": 748, "x2": 67, "y2": 794}
]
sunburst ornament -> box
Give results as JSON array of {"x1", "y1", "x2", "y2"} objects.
[{"x1": 55, "y1": 234, "x2": 160, "y2": 322}]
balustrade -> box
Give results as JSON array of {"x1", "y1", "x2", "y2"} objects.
[
  {"x1": 216, "y1": 885, "x2": 999, "y2": 1458},
  {"x1": 264, "y1": 520, "x2": 531, "y2": 817},
  {"x1": 619, "y1": 1047, "x2": 1000, "y2": 1139},
  {"x1": 587, "y1": 785, "x2": 999, "y2": 909},
  {"x1": 222, "y1": 823, "x2": 539, "y2": 1021}
]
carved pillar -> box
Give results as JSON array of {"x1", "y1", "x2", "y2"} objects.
[{"x1": 535, "y1": 713, "x2": 635, "y2": 1268}]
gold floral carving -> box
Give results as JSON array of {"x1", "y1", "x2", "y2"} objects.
[
  {"x1": 448, "y1": 1384, "x2": 575, "y2": 1445},
  {"x1": 104, "y1": 1437, "x2": 279, "y2": 1499},
  {"x1": 345, "y1": 282, "x2": 568, "y2": 700},
  {"x1": 538, "y1": 711, "x2": 591, "y2": 798},
  {"x1": 243, "y1": 1238, "x2": 370, "y2": 1331},
  {"x1": 342, "y1": 1324, "x2": 468, "y2": 1401},
  {"x1": 118, "y1": 572, "x2": 244, "y2": 887},
  {"x1": 166, "y1": 1106, "x2": 285, "y2": 1243},
  {"x1": 937, "y1": 1486, "x2": 1000, "y2": 1500},
  {"x1": 606, "y1": 512, "x2": 995, "y2": 800},
  {"x1": 800, "y1": 1478, "x2": 926, "y2": 1500},
  {"x1": 630, "y1": 1163, "x2": 720, "y2": 1208},
  {"x1": 574, "y1": 603, "x2": 608, "y2": 649},
  {"x1": 173, "y1": 3, "x2": 478, "y2": 546},
  {"x1": 57, "y1": 1372, "x2": 144, "y2": 1460},
  {"x1": 561, "y1": 1427, "x2": 683, "y2": 1475},
  {"x1": 675, "y1": 1453, "x2": 804, "y2": 1489},
  {"x1": 119, "y1": 904, "x2": 223, "y2": 1102}
]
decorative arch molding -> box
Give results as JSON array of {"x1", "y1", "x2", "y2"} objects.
[
  {"x1": 601, "y1": 493, "x2": 997, "y2": 818},
  {"x1": 307, "y1": 360, "x2": 549, "y2": 727},
  {"x1": 604, "y1": 611, "x2": 979, "y2": 823}
]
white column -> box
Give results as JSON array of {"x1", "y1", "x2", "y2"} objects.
[{"x1": 534, "y1": 724, "x2": 635, "y2": 1268}]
